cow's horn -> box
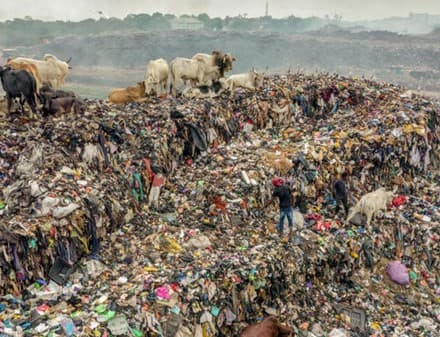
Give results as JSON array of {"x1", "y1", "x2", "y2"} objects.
[{"x1": 66, "y1": 57, "x2": 72, "y2": 64}]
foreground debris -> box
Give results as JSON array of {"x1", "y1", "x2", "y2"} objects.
[{"x1": 0, "y1": 73, "x2": 439, "y2": 336}]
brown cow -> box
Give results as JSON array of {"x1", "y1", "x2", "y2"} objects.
[
  {"x1": 108, "y1": 82, "x2": 146, "y2": 104},
  {"x1": 7, "y1": 60, "x2": 43, "y2": 91},
  {"x1": 42, "y1": 96, "x2": 86, "y2": 115},
  {"x1": 240, "y1": 317, "x2": 294, "y2": 337}
]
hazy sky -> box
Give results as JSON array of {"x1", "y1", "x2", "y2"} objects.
[{"x1": 1, "y1": 0, "x2": 439, "y2": 22}]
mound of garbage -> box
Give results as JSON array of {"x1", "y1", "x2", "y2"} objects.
[{"x1": 0, "y1": 73, "x2": 439, "y2": 336}]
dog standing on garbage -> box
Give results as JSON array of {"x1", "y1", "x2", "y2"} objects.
[{"x1": 346, "y1": 187, "x2": 395, "y2": 227}]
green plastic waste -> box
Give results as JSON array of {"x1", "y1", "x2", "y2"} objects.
[
  {"x1": 131, "y1": 328, "x2": 143, "y2": 337},
  {"x1": 94, "y1": 304, "x2": 107, "y2": 314},
  {"x1": 132, "y1": 172, "x2": 145, "y2": 202},
  {"x1": 28, "y1": 238, "x2": 37, "y2": 248},
  {"x1": 105, "y1": 310, "x2": 116, "y2": 321}
]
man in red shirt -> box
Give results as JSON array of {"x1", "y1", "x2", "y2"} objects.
[{"x1": 266, "y1": 177, "x2": 294, "y2": 236}]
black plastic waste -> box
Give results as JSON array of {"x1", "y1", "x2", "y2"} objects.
[
  {"x1": 48, "y1": 257, "x2": 76, "y2": 285},
  {"x1": 188, "y1": 123, "x2": 208, "y2": 151}
]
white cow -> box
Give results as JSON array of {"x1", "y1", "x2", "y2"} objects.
[
  {"x1": 144, "y1": 58, "x2": 169, "y2": 95},
  {"x1": 346, "y1": 187, "x2": 395, "y2": 226},
  {"x1": 11, "y1": 54, "x2": 70, "y2": 89},
  {"x1": 192, "y1": 51, "x2": 235, "y2": 76},
  {"x1": 226, "y1": 70, "x2": 264, "y2": 96},
  {"x1": 170, "y1": 57, "x2": 220, "y2": 96}
]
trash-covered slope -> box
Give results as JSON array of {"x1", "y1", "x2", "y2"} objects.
[{"x1": 0, "y1": 73, "x2": 439, "y2": 336}]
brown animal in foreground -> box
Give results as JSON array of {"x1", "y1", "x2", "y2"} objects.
[
  {"x1": 39, "y1": 84, "x2": 76, "y2": 99},
  {"x1": 240, "y1": 317, "x2": 294, "y2": 337},
  {"x1": 7, "y1": 60, "x2": 43, "y2": 91},
  {"x1": 43, "y1": 96, "x2": 86, "y2": 115},
  {"x1": 108, "y1": 82, "x2": 146, "y2": 104}
]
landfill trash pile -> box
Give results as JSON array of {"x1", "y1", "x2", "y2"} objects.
[{"x1": 0, "y1": 73, "x2": 439, "y2": 336}]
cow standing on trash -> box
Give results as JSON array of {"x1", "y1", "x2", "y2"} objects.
[
  {"x1": 169, "y1": 57, "x2": 220, "y2": 96},
  {"x1": 10, "y1": 54, "x2": 71, "y2": 89},
  {"x1": 144, "y1": 58, "x2": 169, "y2": 96},
  {"x1": 226, "y1": 70, "x2": 265, "y2": 96},
  {"x1": 41, "y1": 95, "x2": 86, "y2": 115},
  {"x1": 7, "y1": 61, "x2": 43, "y2": 92},
  {"x1": 170, "y1": 50, "x2": 235, "y2": 96},
  {"x1": 191, "y1": 50, "x2": 235, "y2": 78},
  {"x1": 39, "y1": 84, "x2": 85, "y2": 115},
  {"x1": 0, "y1": 65, "x2": 38, "y2": 115}
]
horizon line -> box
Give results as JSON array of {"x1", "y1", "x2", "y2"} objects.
[{"x1": 1, "y1": 11, "x2": 440, "y2": 24}]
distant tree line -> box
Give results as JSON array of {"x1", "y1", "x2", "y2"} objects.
[{"x1": 0, "y1": 13, "x2": 336, "y2": 47}]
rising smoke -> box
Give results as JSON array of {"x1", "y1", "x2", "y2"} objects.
[{"x1": 1, "y1": 0, "x2": 440, "y2": 21}]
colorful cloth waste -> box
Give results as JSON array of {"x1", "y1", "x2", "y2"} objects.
[{"x1": 0, "y1": 73, "x2": 439, "y2": 336}]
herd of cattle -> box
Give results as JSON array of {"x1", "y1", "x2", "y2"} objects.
[
  {"x1": 109, "y1": 50, "x2": 265, "y2": 103},
  {"x1": 0, "y1": 50, "x2": 265, "y2": 115},
  {"x1": 0, "y1": 53, "x2": 85, "y2": 116}
]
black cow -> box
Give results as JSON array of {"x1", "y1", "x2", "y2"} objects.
[{"x1": 0, "y1": 65, "x2": 37, "y2": 114}]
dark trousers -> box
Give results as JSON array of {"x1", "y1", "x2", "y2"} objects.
[{"x1": 278, "y1": 206, "x2": 293, "y2": 234}]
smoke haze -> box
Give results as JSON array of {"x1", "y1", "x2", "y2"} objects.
[{"x1": 1, "y1": 0, "x2": 440, "y2": 21}]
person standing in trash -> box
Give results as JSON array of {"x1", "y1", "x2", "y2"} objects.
[
  {"x1": 333, "y1": 172, "x2": 349, "y2": 216},
  {"x1": 266, "y1": 177, "x2": 295, "y2": 236}
]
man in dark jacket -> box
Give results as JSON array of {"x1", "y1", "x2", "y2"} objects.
[
  {"x1": 333, "y1": 172, "x2": 349, "y2": 216},
  {"x1": 267, "y1": 177, "x2": 294, "y2": 235}
]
